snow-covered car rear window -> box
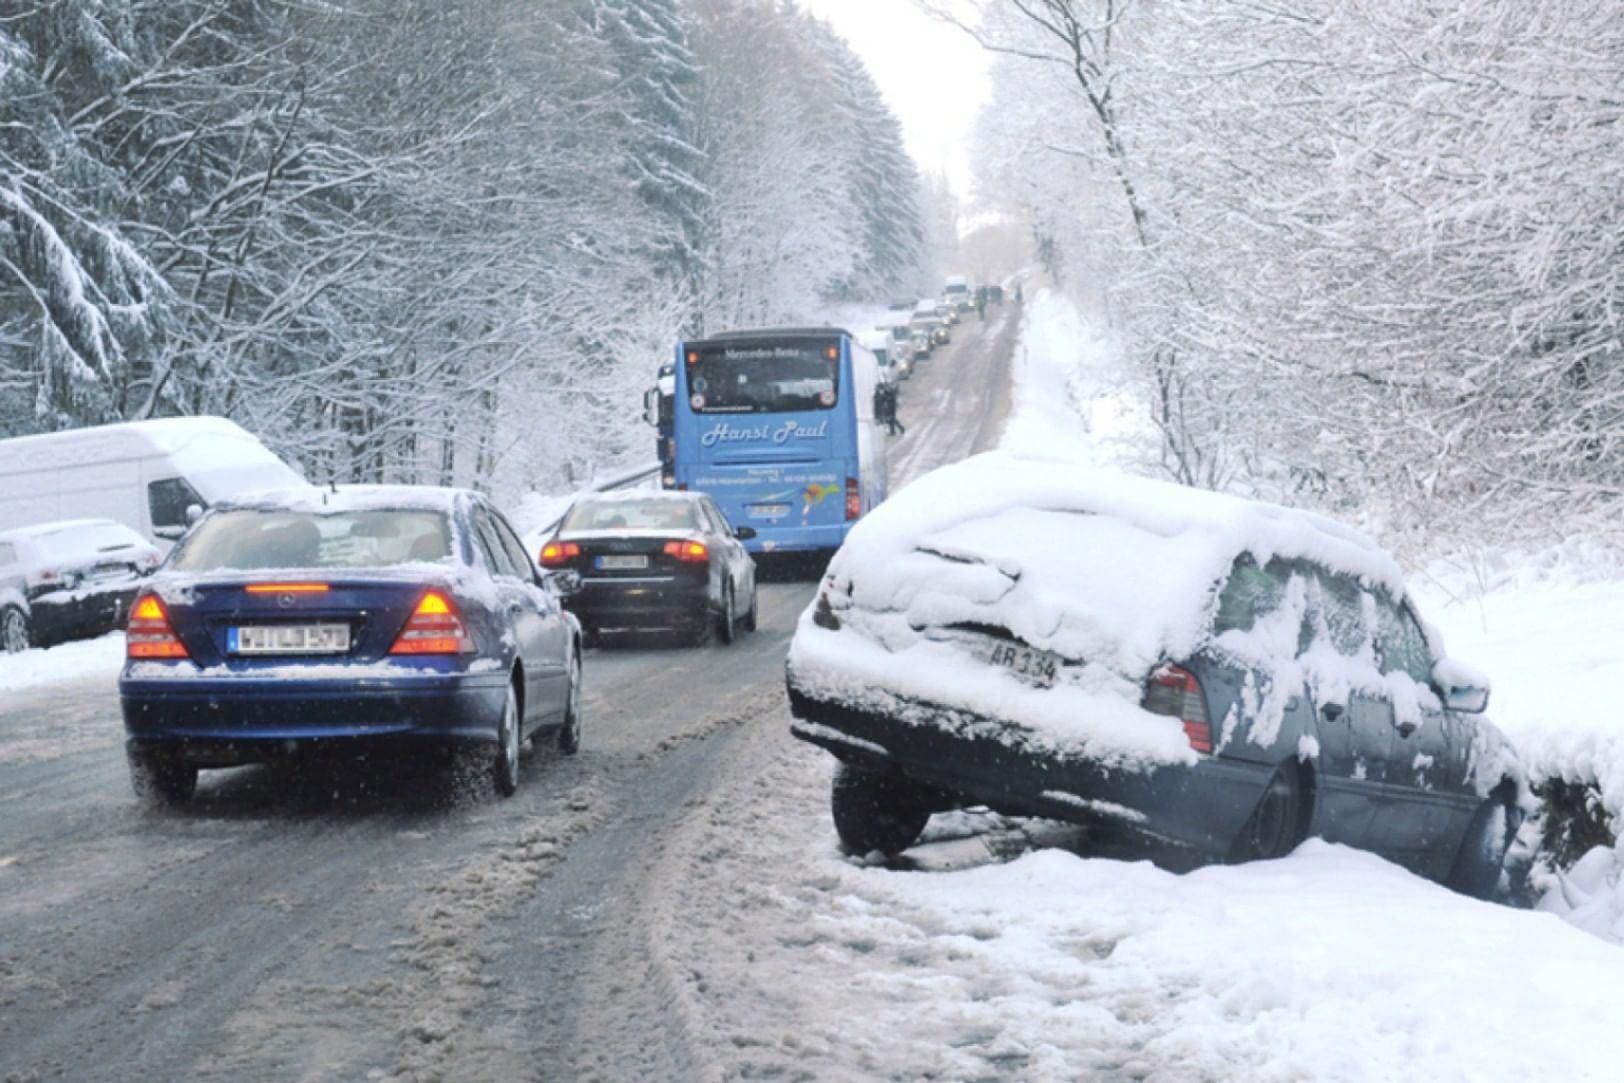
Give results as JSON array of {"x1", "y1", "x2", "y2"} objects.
[
  {"x1": 169, "y1": 510, "x2": 451, "y2": 571},
  {"x1": 563, "y1": 499, "x2": 700, "y2": 532}
]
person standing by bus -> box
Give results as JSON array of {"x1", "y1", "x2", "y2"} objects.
[{"x1": 877, "y1": 380, "x2": 905, "y2": 436}]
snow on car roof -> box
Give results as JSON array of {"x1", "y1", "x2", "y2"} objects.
[
  {"x1": 827, "y1": 451, "x2": 1405, "y2": 679},
  {"x1": 214, "y1": 484, "x2": 473, "y2": 515},
  {"x1": 0, "y1": 518, "x2": 135, "y2": 541},
  {"x1": 572, "y1": 489, "x2": 701, "y2": 504}
]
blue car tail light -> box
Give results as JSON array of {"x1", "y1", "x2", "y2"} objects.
[
  {"x1": 389, "y1": 589, "x2": 475, "y2": 655},
  {"x1": 127, "y1": 594, "x2": 190, "y2": 660}
]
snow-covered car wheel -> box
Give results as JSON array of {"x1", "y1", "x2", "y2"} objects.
[
  {"x1": 1229, "y1": 764, "x2": 1309, "y2": 863},
  {"x1": 558, "y1": 650, "x2": 582, "y2": 756},
  {"x1": 1, "y1": 605, "x2": 29, "y2": 654},
  {"x1": 742, "y1": 586, "x2": 758, "y2": 633},
  {"x1": 128, "y1": 749, "x2": 197, "y2": 808},
  {"x1": 830, "y1": 763, "x2": 932, "y2": 857},
  {"x1": 1447, "y1": 796, "x2": 1518, "y2": 900},
  {"x1": 493, "y1": 681, "x2": 521, "y2": 797}
]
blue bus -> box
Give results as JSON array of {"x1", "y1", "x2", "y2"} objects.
[{"x1": 665, "y1": 327, "x2": 889, "y2": 555}]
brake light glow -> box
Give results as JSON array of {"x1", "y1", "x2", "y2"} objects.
[
  {"x1": 389, "y1": 589, "x2": 475, "y2": 655},
  {"x1": 1143, "y1": 664, "x2": 1212, "y2": 753},
  {"x1": 663, "y1": 540, "x2": 709, "y2": 563},
  {"x1": 245, "y1": 583, "x2": 329, "y2": 594},
  {"x1": 539, "y1": 541, "x2": 580, "y2": 567},
  {"x1": 127, "y1": 594, "x2": 189, "y2": 659},
  {"x1": 845, "y1": 477, "x2": 861, "y2": 521}
]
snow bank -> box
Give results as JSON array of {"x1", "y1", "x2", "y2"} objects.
[
  {"x1": 652, "y1": 719, "x2": 1624, "y2": 1083},
  {"x1": 1416, "y1": 554, "x2": 1624, "y2": 942},
  {"x1": 0, "y1": 632, "x2": 125, "y2": 695},
  {"x1": 1000, "y1": 287, "x2": 1154, "y2": 465},
  {"x1": 825, "y1": 841, "x2": 1624, "y2": 1080}
]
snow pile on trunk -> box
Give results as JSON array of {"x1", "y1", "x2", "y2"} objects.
[{"x1": 790, "y1": 450, "x2": 1407, "y2": 768}]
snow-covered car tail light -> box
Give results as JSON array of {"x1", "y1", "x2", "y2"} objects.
[
  {"x1": 845, "y1": 478, "x2": 861, "y2": 521},
  {"x1": 389, "y1": 589, "x2": 474, "y2": 655},
  {"x1": 126, "y1": 594, "x2": 190, "y2": 660},
  {"x1": 1143, "y1": 664, "x2": 1212, "y2": 753},
  {"x1": 663, "y1": 539, "x2": 709, "y2": 563},
  {"x1": 539, "y1": 541, "x2": 580, "y2": 567}
]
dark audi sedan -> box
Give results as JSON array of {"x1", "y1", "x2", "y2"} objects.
[
  {"x1": 541, "y1": 491, "x2": 757, "y2": 645},
  {"x1": 120, "y1": 486, "x2": 582, "y2": 805}
]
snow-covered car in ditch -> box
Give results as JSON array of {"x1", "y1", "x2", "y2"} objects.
[
  {"x1": 120, "y1": 486, "x2": 583, "y2": 805},
  {"x1": 786, "y1": 453, "x2": 1526, "y2": 897},
  {"x1": 0, "y1": 519, "x2": 162, "y2": 651}
]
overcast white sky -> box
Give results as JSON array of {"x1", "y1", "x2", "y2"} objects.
[{"x1": 797, "y1": 0, "x2": 992, "y2": 198}]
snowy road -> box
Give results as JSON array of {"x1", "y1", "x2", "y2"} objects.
[{"x1": 0, "y1": 306, "x2": 1023, "y2": 1081}]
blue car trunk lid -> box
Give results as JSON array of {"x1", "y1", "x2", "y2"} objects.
[{"x1": 166, "y1": 578, "x2": 437, "y2": 669}]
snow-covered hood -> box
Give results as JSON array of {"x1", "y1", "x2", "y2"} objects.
[{"x1": 822, "y1": 451, "x2": 1403, "y2": 680}]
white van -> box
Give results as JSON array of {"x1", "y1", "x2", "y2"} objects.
[{"x1": 0, "y1": 417, "x2": 308, "y2": 545}]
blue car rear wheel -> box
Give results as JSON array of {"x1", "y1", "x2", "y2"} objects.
[
  {"x1": 493, "y1": 682, "x2": 521, "y2": 797},
  {"x1": 128, "y1": 748, "x2": 197, "y2": 808}
]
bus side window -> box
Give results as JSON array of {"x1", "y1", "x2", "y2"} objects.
[{"x1": 149, "y1": 477, "x2": 206, "y2": 534}]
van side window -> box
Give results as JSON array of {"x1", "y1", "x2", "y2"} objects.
[{"x1": 149, "y1": 478, "x2": 205, "y2": 530}]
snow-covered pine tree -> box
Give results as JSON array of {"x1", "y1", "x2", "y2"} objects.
[
  {"x1": 800, "y1": 18, "x2": 927, "y2": 301},
  {"x1": 590, "y1": 0, "x2": 711, "y2": 323},
  {"x1": 0, "y1": 6, "x2": 168, "y2": 433}
]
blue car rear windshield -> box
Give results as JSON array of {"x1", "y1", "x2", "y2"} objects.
[{"x1": 170, "y1": 510, "x2": 452, "y2": 571}]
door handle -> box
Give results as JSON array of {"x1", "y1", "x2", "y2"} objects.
[
  {"x1": 1320, "y1": 703, "x2": 1344, "y2": 722},
  {"x1": 1396, "y1": 721, "x2": 1417, "y2": 738}
]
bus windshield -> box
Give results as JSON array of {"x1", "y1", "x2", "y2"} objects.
[{"x1": 686, "y1": 341, "x2": 840, "y2": 414}]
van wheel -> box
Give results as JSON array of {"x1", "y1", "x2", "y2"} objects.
[
  {"x1": 830, "y1": 763, "x2": 930, "y2": 857},
  {"x1": 1, "y1": 605, "x2": 29, "y2": 654},
  {"x1": 128, "y1": 749, "x2": 197, "y2": 808},
  {"x1": 1448, "y1": 797, "x2": 1519, "y2": 900},
  {"x1": 1229, "y1": 763, "x2": 1308, "y2": 862}
]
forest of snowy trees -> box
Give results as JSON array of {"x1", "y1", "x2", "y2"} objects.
[
  {"x1": 969, "y1": 0, "x2": 1623, "y2": 550},
  {"x1": 0, "y1": 0, "x2": 928, "y2": 497}
]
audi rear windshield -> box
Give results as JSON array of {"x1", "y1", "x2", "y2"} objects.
[
  {"x1": 684, "y1": 340, "x2": 840, "y2": 414},
  {"x1": 170, "y1": 509, "x2": 452, "y2": 571}
]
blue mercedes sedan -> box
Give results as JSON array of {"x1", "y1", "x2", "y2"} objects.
[{"x1": 119, "y1": 486, "x2": 583, "y2": 805}]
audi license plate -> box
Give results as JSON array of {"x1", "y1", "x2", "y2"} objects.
[
  {"x1": 596, "y1": 554, "x2": 649, "y2": 571},
  {"x1": 974, "y1": 638, "x2": 1060, "y2": 687},
  {"x1": 229, "y1": 623, "x2": 351, "y2": 655}
]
